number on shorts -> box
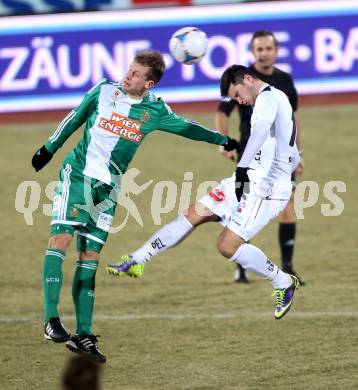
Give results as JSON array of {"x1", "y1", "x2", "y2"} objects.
[{"x1": 255, "y1": 150, "x2": 262, "y2": 161}]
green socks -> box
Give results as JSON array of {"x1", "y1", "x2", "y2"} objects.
[
  {"x1": 42, "y1": 249, "x2": 65, "y2": 321},
  {"x1": 43, "y1": 252, "x2": 98, "y2": 335},
  {"x1": 72, "y1": 260, "x2": 98, "y2": 335}
]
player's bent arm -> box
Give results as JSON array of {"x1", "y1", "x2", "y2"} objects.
[
  {"x1": 238, "y1": 119, "x2": 270, "y2": 167},
  {"x1": 43, "y1": 109, "x2": 83, "y2": 155},
  {"x1": 44, "y1": 81, "x2": 104, "y2": 154},
  {"x1": 31, "y1": 81, "x2": 104, "y2": 172},
  {"x1": 157, "y1": 102, "x2": 241, "y2": 152},
  {"x1": 157, "y1": 103, "x2": 227, "y2": 145}
]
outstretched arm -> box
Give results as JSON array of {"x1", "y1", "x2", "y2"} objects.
[
  {"x1": 157, "y1": 101, "x2": 240, "y2": 152},
  {"x1": 31, "y1": 80, "x2": 105, "y2": 171}
]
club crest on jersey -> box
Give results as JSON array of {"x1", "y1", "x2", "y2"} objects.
[
  {"x1": 111, "y1": 89, "x2": 121, "y2": 101},
  {"x1": 70, "y1": 207, "x2": 79, "y2": 217},
  {"x1": 140, "y1": 110, "x2": 150, "y2": 123},
  {"x1": 98, "y1": 112, "x2": 143, "y2": 143},
  {"x1": 209, "y1": 189, "x2": 225, "y2": 202}
]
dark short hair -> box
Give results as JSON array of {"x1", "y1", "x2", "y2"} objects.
[
  {"x1": 220, "y1": 65, "x2": 259, "y2": 97},
  {"x1": 250, "y1": 29, "x2": 278, "y2": 49},
  {"x1": 134, "y1": 50, "x2": 166, "y2": 84}
]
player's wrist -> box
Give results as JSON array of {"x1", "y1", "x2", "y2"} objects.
[
  {"x1": 235, "y1": 167, "x2": 250, "y2": 202},
  {"x1": 223, "y1": 137, "x2": 242, "y2": 152},
  {"x1": 44, "y1": 142, "x2": 58, "y2": 155},
  {"x1": 236, "y1": 166, "x2": 248, "y2": 173},
  {"x1": 298, "y1": 149, "x2": 303, "y2": 157}
]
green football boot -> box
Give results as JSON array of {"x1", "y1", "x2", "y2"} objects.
[{"x1": 272, "y1": 275, "x2": 299, "y2": 320}]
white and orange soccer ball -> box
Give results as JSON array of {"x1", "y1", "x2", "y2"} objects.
[{"x1": 169, "y1": 27, "x2": 208, "y2": 65}]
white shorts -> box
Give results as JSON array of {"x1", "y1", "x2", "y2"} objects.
[{"x1": 198, "y1": 173, "x2": 292, "y2": 241}]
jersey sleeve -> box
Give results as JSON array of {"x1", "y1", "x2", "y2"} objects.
[
  {"x1": 251, "y1": 91, "x2": 278, "y2": 128},
  {"x1": 44, "y1": 80, "x2": 105, "y2": 154},
  {"x1": 217, "y1": 98, "x2": 237, "y2": 116},
  {"x1": 157, "y1": 101, "x2": 228, "y2": 145}
]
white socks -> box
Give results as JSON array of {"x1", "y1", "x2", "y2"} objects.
[
  {"x1": 130, "y1": 217, "x2": 292, "y2": 289},
  {"x1": 230, "y1": 243, "x2": 291, "y2": 289},
  {"x1": 131, "y1": 216, "x2": 194, "y2": 264}
]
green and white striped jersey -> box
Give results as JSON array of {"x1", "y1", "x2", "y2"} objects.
[{"x1": 45, "y1": 80, "x2": 228, "y2": 185}]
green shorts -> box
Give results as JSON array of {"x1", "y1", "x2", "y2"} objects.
[{"x1": 50, "y1": 163, "x2": 119, "y2": 252}]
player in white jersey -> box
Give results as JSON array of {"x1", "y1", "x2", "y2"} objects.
[
  {"x1": 107, "y1": 65, "x2": 300, "y2": 320},
  {"x1": 216, "y1": 30, "x2": 304, "y2": 284}
]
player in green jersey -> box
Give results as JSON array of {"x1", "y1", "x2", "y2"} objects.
[{"x1": 31, "y1": 50, "x2": 239, "y2": 363}]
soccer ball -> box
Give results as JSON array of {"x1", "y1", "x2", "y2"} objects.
[{"x1": 169, "y1": 27, "x2": 208, "y2": 65}]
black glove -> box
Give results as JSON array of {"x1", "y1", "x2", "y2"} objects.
[
  {"x1": 31, "y1": 145, "x2": 53, "y2": 172},
  {"x1": 235, "y1": 167, "x2": 250, "y2": 202},
  {"x1": 223, "y1": 137, "x2": 243, "y2": 153}
]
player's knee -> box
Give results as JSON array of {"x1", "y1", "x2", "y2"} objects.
[
  {"x1": 217, "y1": 236, "x2": 235, "y2": 258},
  {"x1": 48, "y1": 234, "x2": 73, "y2": 252},
  {"x1": 186, "y1": 203, "x2": 218, "y2": 226},
  {"x1": 278, "y1": 198, "x2": 295, "y2": 223},
  {"x1": 78, "y1": 250, "x2": 99, "y2": 261}
]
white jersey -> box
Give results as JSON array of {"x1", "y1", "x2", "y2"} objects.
[{"x1": 247, "y1": 84, "x2": 297, "y2": 182}]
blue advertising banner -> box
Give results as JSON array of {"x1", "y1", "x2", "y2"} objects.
[
  {"x1": 0, "y1": 0, "x2": 358, "y2": 112},
  {"x1": 0, "y1": 0, "x2": 131, "y2": 15}
]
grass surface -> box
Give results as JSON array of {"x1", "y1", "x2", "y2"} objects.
[{"x1": 0, "y1": 104, "x2": 357, "y2": 389}]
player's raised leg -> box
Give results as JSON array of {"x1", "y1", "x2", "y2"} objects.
[
  {"x1": 106, "y1": 203, "x2": 219, "y2": 276},
  {"x1": 218, "y1": 228, "x2": 298, "y2": 319},
  {"x1": 217, "y1": 196, "x2": 299, "y2": 319}
]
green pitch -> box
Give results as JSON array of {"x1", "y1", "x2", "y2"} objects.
[{"x1": 1, "y1": 104, "x2": 357, "y2": 389}]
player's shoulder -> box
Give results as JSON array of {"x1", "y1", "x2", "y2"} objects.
[
  {"x1": 85, "y1": 79, "x2": 109, "y2": 94},
  {"x1": 151, "y1": 94, "x2": 173, "y2": 113},
  {"x1": 102, "y1": 79, "x2": 125, "y2": 92},
  {"x1": 147, "y1": 91, "x2": 163, "y2": 103},
  {"x1": 260, "y1": 84, "x2": 285, "y2": 97},
  {"x1": 265, "y1": 86, "x2": 289, "y2": 104},
  {"x1": 258, "y1": 85, "x2": 276, "y2": 98},
  {"x1": 96, "y1": 80, "x2": 135, "y2": 99},
  {"x1": 107, "y1": 79, "x2": 121, "y2": 87},
  {"x1": 273, "y1": 67, "x2": 294, "y2": 81},
  {"x1": 256, "y1": 85, "x2": 285, "y2": 111},
  {"x1": 97, "y1": 79, "x2": 131, "y2": 91}
]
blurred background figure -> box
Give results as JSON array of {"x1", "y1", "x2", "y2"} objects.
[{"x1": 61, "y1": 354, "x2": 103, "y2": 390}]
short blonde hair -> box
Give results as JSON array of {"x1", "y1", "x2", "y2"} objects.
[{"x1": 134, "y1": 50, "x2": 166, "y2": 84}]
